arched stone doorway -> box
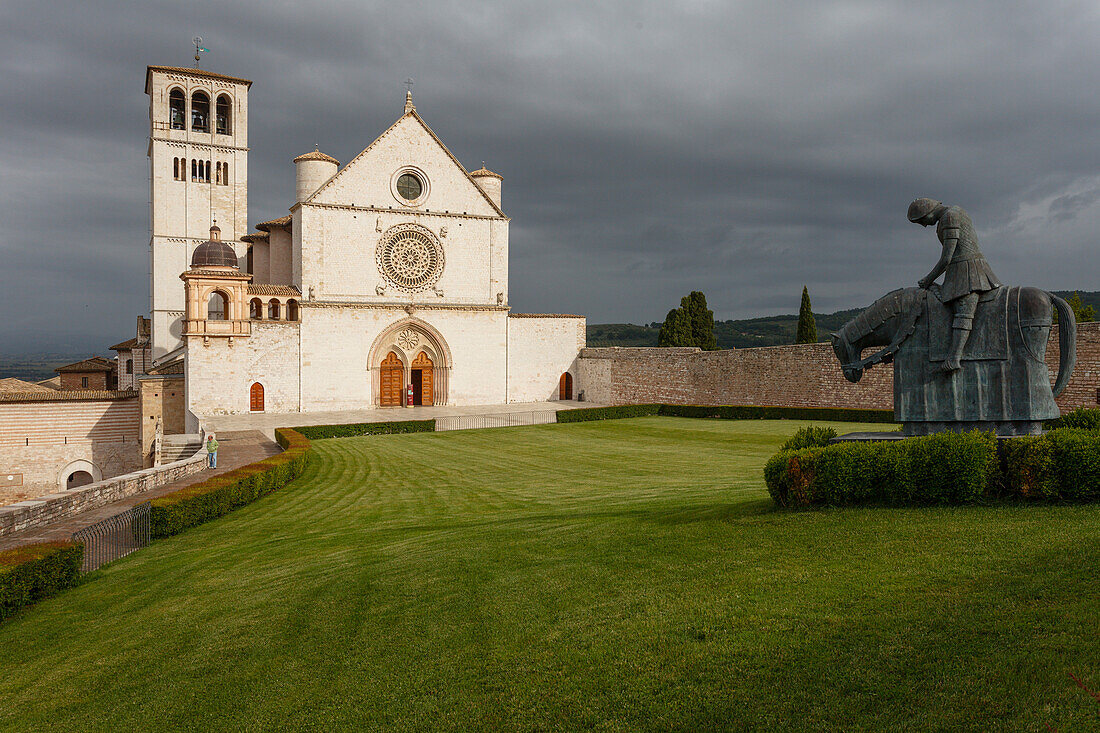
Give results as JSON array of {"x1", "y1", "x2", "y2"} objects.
[
  {"x1": 59, "y1": 459, "x2": 101, "y2": 490},
  {"x1": 368, "y1": 319, "x2": 451, "y2": 407}
]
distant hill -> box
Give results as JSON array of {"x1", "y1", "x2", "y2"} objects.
[
  {"x1": 588, "y1": 290, "x2": 1100, "y2": 349},
  {"x1": 0, "y1": 353, "x2": 107, "y2": 383}
]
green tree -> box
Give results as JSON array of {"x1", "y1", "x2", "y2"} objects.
[
  {"x1": 1067, "y1": 291, "x2": 1095, "y2": 323},
  {"x1": 658, "y1": 307, "x2": 692, "y2": 346},
  {"x1": 681, "y1": 291, "x2": 717, "y2": 350},
  {"x1": 658, "y1": 291, "x2": 717, "y2": 349},
  {"x1": 796, "y1": 286, "x2": 817, "y2": 344}
]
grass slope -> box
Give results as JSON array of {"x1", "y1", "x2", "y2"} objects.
[{"x1": 1, "y1": 418, "x2": 1098, "y2": 731}]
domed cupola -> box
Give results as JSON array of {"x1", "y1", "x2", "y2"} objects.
[
  {"x1": 191, "y1": 223, "x2": 240, "y2": 269},
  {"x1": 181, "y1": 221, "x2": 252, "y2": 343}
]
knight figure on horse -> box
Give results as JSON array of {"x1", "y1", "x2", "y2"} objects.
[{"x1": 830, "y1": 198, "x2": 1076, "y2": 436}]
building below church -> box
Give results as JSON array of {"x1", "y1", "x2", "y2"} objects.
[{"x1": 143, "y1": 65, "x2": 585, "y2": 431}]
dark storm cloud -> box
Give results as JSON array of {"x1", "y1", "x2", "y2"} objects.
[{"x1": 3, "y1": 0, "x2": 1100, "y2": 352}]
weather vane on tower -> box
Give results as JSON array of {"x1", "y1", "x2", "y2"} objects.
[{"x1": 193, "y1": 36, "x2": 208, "y2": 67}]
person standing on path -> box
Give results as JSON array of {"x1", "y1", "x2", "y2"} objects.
[{"x1": 206, "y1": 434, "x2": 219, "y2": 469}]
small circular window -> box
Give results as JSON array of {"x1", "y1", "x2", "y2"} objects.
[{"x1": 396, "y1": 173, "x2": 422, "y2": 201}]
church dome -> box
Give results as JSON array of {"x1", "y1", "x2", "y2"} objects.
[{"x1": 191, "y1": 224, "x2": 238, "y2": 268}]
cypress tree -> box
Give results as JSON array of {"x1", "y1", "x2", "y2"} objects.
[
  {"x1": 796, "y1": 286, "x2": 817, "y2": 344},
  {"x1": 658, "y1": 307, "x2": 692, "y2": 346},
  {"x1": 681, "y1": 291, "x2": 717, "y2": 350}
]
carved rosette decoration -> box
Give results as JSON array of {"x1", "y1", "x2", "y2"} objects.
[
  {"x1": 396, "y1": 328, "x2": 419, "y2": 350},
  {"x1": 376, "y1": 223, "x2": 444, "y2": 293}
]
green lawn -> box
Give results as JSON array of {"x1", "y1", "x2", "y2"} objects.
[{"x1": 1, "y1": 417, "x2": 1098, "y2": 731}]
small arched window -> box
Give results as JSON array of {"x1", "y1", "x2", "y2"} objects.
[
  {"x1": 268, "y1": 299, "x2": 281, "y2": 320},
  {"x1": 222, "y1": 162, "x2": 230, "y2": 185},
  {"x1": 191, "y1": 91, "x2": 210, "y2": 132},
  {"x1": 216, "y1": 94, "x2": 232, "y2": 135},
  {"x1": 206, "y1": 160, "x2": 212, "y2": 183},
  {"x1": 215, "y1": 162, "x2": 222, "y2": 185},
  {"x1": 207, "y1": 291, "x2": 229, "y2": 321},
  {"x1": 287, "y1": 299, "x2": 299, "y2": 321},
  {"x1": 191, "y1": 159, "x2": 198, "y2": 182},
  {"x1": 249, "y1": 298, "x2": 263, "y2": 319},
  {"x1": 125, "y1": 359, "x2": 133, "y2": 375},
  {"x1": 168, "y1": 88, "x2": 186, "y2": 130}
]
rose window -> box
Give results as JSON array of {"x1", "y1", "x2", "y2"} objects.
[
  {"x1": 376, "y1": 224, "x2": 444, "y2": 292},
  {"x1": 396, "y1": 329, "x2": 419, "y2": 350}
]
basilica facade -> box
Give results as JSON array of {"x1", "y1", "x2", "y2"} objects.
[{"x1": 145, "y1": 65, "x2": 584, "y2": 428}]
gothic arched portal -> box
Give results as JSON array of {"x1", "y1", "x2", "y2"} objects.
[{"x1": 368, "y1": 319, "x2": 451, "y2": 407}]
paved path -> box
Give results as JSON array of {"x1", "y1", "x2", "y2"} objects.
[
  {"x1": 204, "y1": 400, "x2": 599, "y2": 439},
  {"x1": 0, "y1": 431, "x2": 280, "y2": 552}
]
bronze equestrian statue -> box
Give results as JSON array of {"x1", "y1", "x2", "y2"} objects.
[{"x1": 831, "y1": 199, "x2": 1075, "y2": 436}]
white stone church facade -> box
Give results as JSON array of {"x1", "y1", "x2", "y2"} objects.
[{"x1": 145, "y1": 65, "x2": 584, "y2": 428}]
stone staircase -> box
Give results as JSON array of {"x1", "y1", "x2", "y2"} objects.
[{"x1": 160, "y1": 434, "x2": 203, "y2": 464}]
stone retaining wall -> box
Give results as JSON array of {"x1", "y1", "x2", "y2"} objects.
[
  {"x1": 0, "y1": 450, "x2": 207, "y2": 538},
  {"x1": 576, "y1": 321, "x2": 1099, "y2": 413}
]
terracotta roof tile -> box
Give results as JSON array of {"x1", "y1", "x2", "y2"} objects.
[
  {"x1": 470, "y1": 166, "x2": 503, "y2": 179},
  {"x1": 256, "y1": 215, "x2": 292, "y2": 232},
  {"x1": 241, "y1": 232, "x2": 269, "y2": 243},
  {"x1": 109, "y1": 337, "x2": 139, "y2": 351},
  {"x1": 293, "y1": 150, "x2": 339, "y2": 164},
  {"x1": 0, "y1": 389, "x2": 137, "y2": 403},
  {"x1": 0, "y1": 378, "x2": 53, "y2": 395},
  {"x1": 146, "y1": 66, "x2": 252, "y2": 90},
  {"x1": 55, "y1": 357, "x2": 113, "y2": 373},
  {"x1": 247, "y1": 284, "x2": 302, "y2": 297}
]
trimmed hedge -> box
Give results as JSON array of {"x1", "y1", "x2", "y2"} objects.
[
  {"x1": 1003, "y1": 428, "x2": 1100, "y2": 501},
  {"x1": 1049, "y1": 407, "x2": 1100, "y2": 431},
  {"x1": 556, "y1": 403, "x2": 895, "y2": 424},
  {"x1": 151, "y1": 428, "x2": 313, "y2": 539},
  {"x1": 780, "y1": 425, "x2": 838, "y2": 451},
  {"x1": 293, "y1": 420, "x2": 435, "y2": 439},
  {"x1": 765, "y1": 431, "x2": 998, "y2": 508},
  {"x1": 0, "y1": 541, "x2": 83, "y2": 623},
  {"x1": 556, "y1": 405, "x2": 661, "y2": 423},
  {"x1": 657, "y1": 404, "x2": 895, "y2": 422}
]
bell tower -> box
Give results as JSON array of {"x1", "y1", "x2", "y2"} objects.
[{"x1": 145, "y1": 65, "x2": 251, "y2": 358}]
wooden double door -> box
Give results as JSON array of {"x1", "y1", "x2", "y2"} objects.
[{"x1": 379, "y1": 351, "x2": 434, "y2": 407}]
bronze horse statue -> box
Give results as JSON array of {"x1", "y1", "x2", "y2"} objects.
[{"x1": 830, "y1": 285, "x2": 1075, "y2": 435}]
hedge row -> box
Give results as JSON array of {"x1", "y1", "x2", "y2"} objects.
[
  {"x1": 0, "y1": 541, "x2": 83, "y2": 623},
  {"x1": 556, "y1": 404, "x2": 662, "y2": 422},
  {"x1": 150, "y1": 428, "x2": 313, "y2": 539},
  {"x1": 657, "y1": 404, "x2": 895, "y2": 422},
  {"x1": 765, "y1": 431, "x2": 998, "y2": 507},
  {"x1": 1002, "y1": 429, "x2": 1100, "y2": 500},
  {"x1": 293, "y1": 420, "x2": 436, "y2": 439},
  {"x1": 556, "y1": 403, "x2": 894, "y2": 424}
]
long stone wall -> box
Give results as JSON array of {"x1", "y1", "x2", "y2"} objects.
[
  {"x1": 0, "y1": 449, "x2": 207, "y2": 538},
  {"x1": 577, "y1": 322, "x2": 1099, "y2": 413}
]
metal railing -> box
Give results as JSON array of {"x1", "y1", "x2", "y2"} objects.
[
  {"x1": 434, "y1": 410, "x2": 558, "y2": 432},
  {"x1": 72, "y1": 502, "x2": 151, "y2": 573}
]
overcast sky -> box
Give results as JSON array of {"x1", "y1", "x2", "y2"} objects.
[{"x1": 3, "y1": 0, "x2": 1100, "y2": 353}]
